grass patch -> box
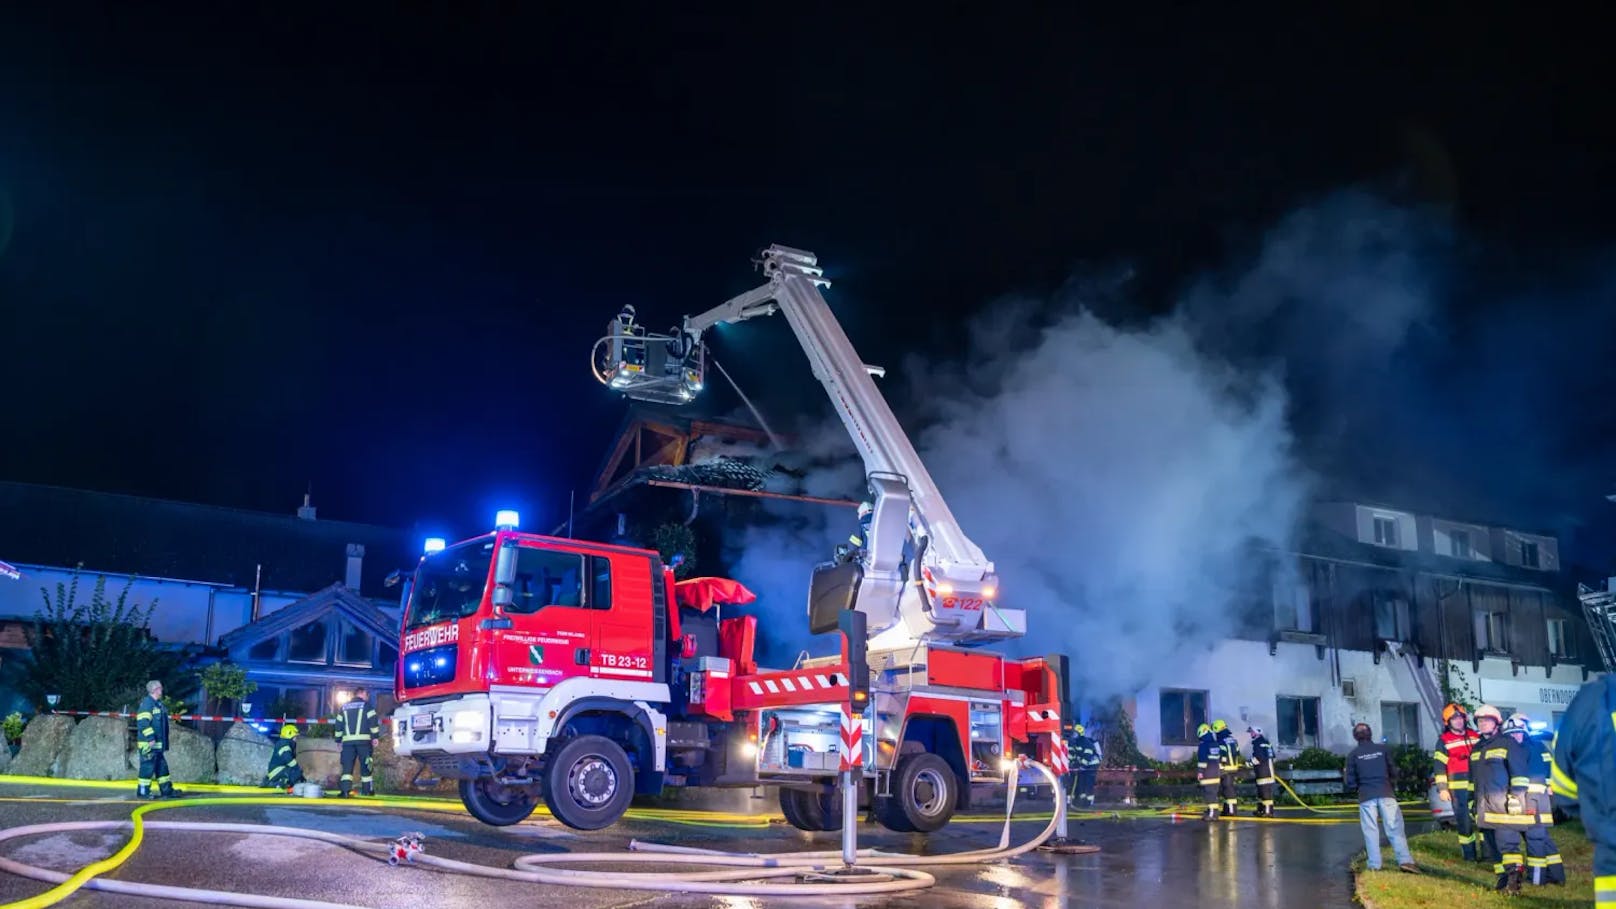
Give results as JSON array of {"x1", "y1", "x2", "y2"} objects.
[{"x1": 1353, "y1": 821, "x2": 1593, "y2": 907}]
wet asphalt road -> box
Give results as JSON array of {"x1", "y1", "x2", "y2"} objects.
[{"x1": 0, "y1": 782, "x2": 1427, "y2": 908}]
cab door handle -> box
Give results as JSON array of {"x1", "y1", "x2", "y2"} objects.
[{"x1": 575, "y1": 648, "x2": 591, "y2": 666}]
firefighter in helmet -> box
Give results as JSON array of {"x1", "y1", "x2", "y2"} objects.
[
  {"x1": 1214, "y1": 719, "x2": 1243, "y2": 817},
  {"x1": 1247, "y1": 726, "x2": 1276, "y2": 817},
  {"x1": 1196, "y1": 723, "x2": 1221, "y2": 821},
  {"x1": 1503, "y1": 714, "x2": 1564, "y2": 886},
  {"x1": 1066, "y1": 723, "x2": 1102, "y2": 808},
  {"x1": 264, "y1": 723, "x2": 305, "y2": 792},
  {"x1": 1471, "y1": 704, "x2": 1530, "y2": 893},
  {"x1": 1433, "y1": 702, "x2": 1482, "y2": 861}
]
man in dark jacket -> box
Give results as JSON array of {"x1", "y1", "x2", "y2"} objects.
[
  {"x1": 135, "y1": 680, "x2": 182, "y2": 799},
  {"x1": 1472, "y1": 704, "x2": 1530, "y2": 893},
  {"x1": 1345, "y1": 722, "x2": 1417, "y2": 873},
  {"x1": 1214, "y1": 719, "x2": 1242, "y2": 817},
  {"x1": 335, "y1": 690, "x2": 381, "y2": 797},
  {"x1": 1550, "y1": 675, "x2": 1616, "y2": 906}
]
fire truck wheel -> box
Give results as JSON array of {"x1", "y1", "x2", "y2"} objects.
[
  {"x1": 542, "y1": 734, "x2": 635, "y2": 831},
  {"x1": 779, "y1": 787, "x2": 843, "y2": 832},
  {"x1": 458, "y1": 777, "x2": 539, "y2": 827},
  {"x1": 875, "y1": 753, "x2": 957, "y2": 833}
]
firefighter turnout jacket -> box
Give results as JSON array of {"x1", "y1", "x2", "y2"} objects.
[
  {"x1": 1433, "y1": 727, "x2": 1482, "y2": 793},
  {"x1": 1473, "y1": 731, "x2": 1531, "y2": 828},
  {"x1": 1068, "y1": 732, "x2": 1101, "y2": 771},
  {"x1": 136, "y1": 694, "x2": 169, "y2": 753},
  {"x1": 337, "y1": 699, "x2": 381, "y2": 743},
  {"x1": 1216, "y1": 729, "x2": 1243, "y2": 771},
  {"x1": 1551, "y1": 676, "x2": 1616, "y2": 904}
]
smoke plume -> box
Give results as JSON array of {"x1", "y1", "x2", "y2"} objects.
[{"x1": 720, "y1": 189, "x2": 1616, "y2": 689}]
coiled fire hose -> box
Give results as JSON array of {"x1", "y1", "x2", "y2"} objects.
[{"x1": 0, "y1": 760, "x2": 1066, "y2": 907}]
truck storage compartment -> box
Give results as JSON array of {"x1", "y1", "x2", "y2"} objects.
[{"x1": 758, "y1": 705, "x2": 871, "y2": 775}]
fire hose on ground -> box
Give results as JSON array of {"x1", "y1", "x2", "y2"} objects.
[{"x1": 0, "y1": 761, "x2": 1069, "y2": 907}]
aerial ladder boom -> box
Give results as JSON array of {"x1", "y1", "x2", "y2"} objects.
[{"x1": 594, "y1": 245, "x2": 1024, "y2": 649}]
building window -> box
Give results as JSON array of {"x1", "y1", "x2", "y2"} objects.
[
  {"x1": 287, "y1": 620, "x2": 329, "y2": 664},
  {"x1": 1519, "y1": 540, "x2": 1541, "y2": 569},
  {"x1": 1373, "y1": 592, "x2": 1411, "y2": 642},
  {"x1": 1547, "y1": 618, "x2": 1573, "y2": 658},
  {"x1": 509, "y1": 548, "x2": 585, "y2": 614},
  {"x1": 1159, "y1": 689, "x2": 1208, "y2": 746},
  {"x1": 336, "y1": 618, "x2": 373, "y2": 667},
  {"x1": 248, "y1": 637, "x2": 280, "y2": 661},
  {"x1": 1276, "y1": 696, "x2": 1321, "y2": 748},
  {"x1": 1475, "y1": 610, "x2": 1510, "y2": 654},
  {"x1": 1449, "y1": 530, "x2": 1472, "y2": 559},
  {"x1": 1380, "y1": 702, "x2": 1420, "y2": 746},
  {"x1": 1373, "y1": 515, "x2": 1400, "y2": 548},
  {"x1": 281, "y1": 687, "x2": 320, "y2": 718},
  {"x1": 378, "y1": 642, "x2": 399, "y2": 675},
  {"x1": 1272, "y1": 574, "x2": 1317, "y2": 633}
]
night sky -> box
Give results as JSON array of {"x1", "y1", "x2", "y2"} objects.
[{"x1": 2, "y1": 7, "x2": 1614, "y2": 554}]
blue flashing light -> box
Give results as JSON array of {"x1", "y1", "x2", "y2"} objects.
[
  {"x1": 433, "y1": 656, "x2": 449, "y2": 668},
  {"x1": 408, "y1": 662, "x2": 422, "y2": 673},
  {"x1": 495, "y1": 509, "x2": 520, "y2": 529},
  {"x1": 423, "y1": 537, "x2": 447, "y2": 555},
  {"x1": 1529, "y1": 721, "x2": 1550, "y2": 732}
]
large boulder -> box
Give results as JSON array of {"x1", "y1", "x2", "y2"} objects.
[
  {"x1": 296, "y1": 737, "x2": 341, "y2": 787},
  {"x1": 9, "y1": 714, "x2": 75, "y2": 777},
  {"x1": 372, "y1": 731, "x2": 456, "y2": 795},
  {"x1": 165, "y1": 724, "x2": 216, "y2": 784},
  {"x1": 57, "y1": 716, "x2": 133, "y2": 780},
  {"x1": 0, "y1": 741, "x2": 12, "y2": 774},
  {"x1": 216, "y1": 722, "x2": 274, "y2": 785}
]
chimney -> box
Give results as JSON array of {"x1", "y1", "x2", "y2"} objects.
[
  {"x1": 297, "y1": 491, "x2": 317, "y2": 521},
  {"x1": 345, "y1": 543, "x2": 365, "y2": 590}
]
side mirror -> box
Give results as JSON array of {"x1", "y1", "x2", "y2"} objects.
[{"x1": 492, "y1": 545, "x2": 517, "y2": 610}]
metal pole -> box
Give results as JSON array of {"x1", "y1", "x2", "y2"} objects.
[{"x1": 841, "y1": 769, "x2": 857, "y2": 866}]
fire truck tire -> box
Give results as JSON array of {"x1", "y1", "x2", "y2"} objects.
[
  {"x1": 543, "y1": 734, "x2": 636, "y2": 831},
  {"x1": 875, "y1": 753, "x2": 957, "y2": 833},
  {"x1": 779, "y1": 787, "x2": 843, "y2": 832},
  {"x1": 458, "y1": 777, "x2": 540, "y2": 827}
]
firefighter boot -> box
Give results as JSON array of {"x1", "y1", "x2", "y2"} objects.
[
  {"x1": 361, "y1": 781, "x2": 374, "y2": 797},
  {"x1": 1461, "y1": 842, "x2": 1477, "y2": 862},
  {"x1": 136, "y1": 783, "x2": 154, "y2": 800},
  {"x1": 159, "y1": 783, "x2": 184, "y2": 798}
]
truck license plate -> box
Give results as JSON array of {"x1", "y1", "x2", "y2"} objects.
[{"x1": 410, "y1": 713, "x2": 434, "y2": 731}]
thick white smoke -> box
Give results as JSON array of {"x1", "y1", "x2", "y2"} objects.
[{"x1": 720, "y1": 191, "x2": 1467, "y2": 687}]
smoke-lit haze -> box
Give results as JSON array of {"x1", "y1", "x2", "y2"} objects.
[{"x1": 723, "y1": 190, "x2": 1616, "y2": 691}]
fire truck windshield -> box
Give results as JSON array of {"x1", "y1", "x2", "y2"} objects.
[{"x1": 405, "y1": 540, "x2": 494, "y2": 630}]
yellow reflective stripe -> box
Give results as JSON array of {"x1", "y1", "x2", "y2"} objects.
[
  {"x1": 1510, "y1": 776, "x2": 1531, "y2": 786},
  {"x1": 1254, "y1": 777, "x2": 1276, "y2": 785},
  {"x1": 1598, "y1": 874, "x2": 1616, "y2": 901},
  {"x1": 1432, "y1": 751, "x2": 1450, "y2": 764},
  {"x1": 1545, "y1": 854, "x2": 1562, "y2": 864},
  {"x1": 1434, "y1": 774, "x2": 1449, "y2": 784},
  {"x1": 1484, "y1": 748, "x2": 1508, "y2": 759},
  {"x1": 1550, "y1": 764, "x2": 1579, "y2": 798},
  {"x1": 1449, "y1": 781, "x2": 1472, "y2": 790},
  {"x1": 136, "y1": 712, "x2": 152, "y2": 719},
  {"x1": 1483, "y1": 813, "x2": 1538, "y2": 825},
  {"x1": 1526, "y1": 783, "x2": 1547, "y2": 793}
]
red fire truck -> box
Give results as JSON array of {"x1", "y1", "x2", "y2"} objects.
[{"x1": 392, "y1": 246, "x2": 1067, "y2": 832}]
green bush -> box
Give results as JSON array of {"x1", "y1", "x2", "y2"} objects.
[
  {"x1": 1391, "y1": 744, "x2": 1430, "y2": 797},
  {"x1": 3, "y1": 711, "x2": 24, "y2": 744},
  {"x1": 198, "y1": 662, "x2": 257, "y2": 707},
  {"x1": 24, "y1": 572, "x2": 180, "y2": 711},
  {"x1": 1284, "y1": 747, "x2": 1345, "y2": 771}
]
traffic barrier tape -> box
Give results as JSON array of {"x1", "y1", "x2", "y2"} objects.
[{"x1": 48, "y1": 709, "x2": 377, "y2": 726}]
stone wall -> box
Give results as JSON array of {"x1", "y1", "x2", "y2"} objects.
[
  {"x1": 57, "y1": 716, "x2": 132, "y2": 780},
  {"x1": 8, "y1": 714, "x2": 74, "y2": 776}
]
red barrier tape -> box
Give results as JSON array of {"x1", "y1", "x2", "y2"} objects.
[{"x1": 48, "y1": 709, "x2": 393, "y2": 726}]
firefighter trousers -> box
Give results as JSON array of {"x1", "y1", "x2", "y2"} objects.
[
  {"x1": 339, "y1": 741, "x2": 374, "y2": 796},
  {"x1": 1218, "y1": 769, "x2": 1239, "y2": 812},
  {"x1": 1451, "y1": 789, "x2": 1478, "y2": 860},
  {"x1": 1523, "y1": 823, "x2": 1564, "y2": 885},
  {"x1": 1485, "y1": 825, "x2": 1524, "y2": 877},
  {"x1": 1072, "y1": 768, "x2": 1097, "y2": 806},
  {"x1": 1197, "y1": 765, "x2": 1221, "y2": 813},
  {"x1": 137, "y1": 750, "x2": 172, "y2": 794}
]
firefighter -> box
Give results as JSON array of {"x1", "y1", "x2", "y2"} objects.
[
  {"x1": 1066, "y1": 723, "x2": 1101, "y2": 808},
  {"x1": 135, "y1": 680, "x2": 182, "y2": 799},
  {"x1": 1432, "y1": 702, "x2": 1482, "y2": 861},
  {"x1": 849, "y1": 501, "x2": 873, "y2": 548},
  {"x1": 1214, "y1": 719, "x2": 1243, "y2": 817},
  {"x1": 1471, "y1": 704, "x2": 1530, "y2": 893},
  {"x1": 335, "y1": 690, "x2": 381, "y2": 797},
  {"x1": 1196, "y1": 723, "x2": 1221, "y2": 821},
  {"x1": 264, "y1": 723, "x2": 305, "y2": 792},
  {"x1": 1247, "y1": 726, "x2": 1276, "y2": 817},
  {"x1": 1550, "y1": 675, "x2": 1616, "y2": 906},
  {"x1": 1502, "y1": 714, "x2": 1564, "y2": 886}
]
